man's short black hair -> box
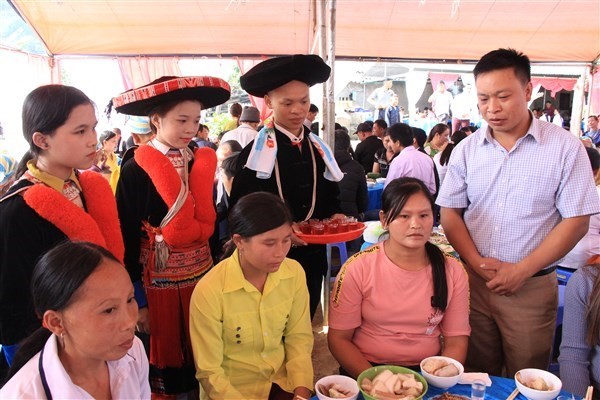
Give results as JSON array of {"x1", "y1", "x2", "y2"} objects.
[
  {"x1": 229, "y1": 102, "x2": 243, "y2": 117},
  {"x1": 309, "y1": 103, "x2": 319, "y2": 113},
  {"x1": 589, "y1": 115, "x2": 598, "y2": 121},
  {"x1": 334, "y1": 129, "x2": 351, "y2": 152},
  {"x1": 388, "y1": 123, "x2": 413, "y2": 147},
  {"x1": 411, "y1": 127, "x2": 427, "y2": 148},
  {"x1": 473, "y1": 48, "x2": 531, "y2": 85},
  {"x1": 374, "y1": 119, "x2": 388, "y2": 129}
]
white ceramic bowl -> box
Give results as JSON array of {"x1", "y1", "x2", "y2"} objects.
[
  {"x1": 376, "y1": 177, "x2": 386, "y2": 184},
  {"x1": 515, "y1": 369, "x2": 561, "y2": 400},
  {"x1": 419, "y1": 356, "x2": 463, "y2": 389},
  {"x1": 315, "y1": 375, "x2": 360, "y2": 400}
]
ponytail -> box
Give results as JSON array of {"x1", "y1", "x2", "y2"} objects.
[
  {"x1": 439, "y1": 143, "x2": 455, "y2": 166},
  {"x1": 440, "y1": 131, "x2": 468, "y2": 166},
  {"x1": 2, "y1": 328, "x2": 51, "y2": 386},
  {"x1": 15, "y1": 150, "x2": 34, "y2": 180},
  {"x1": 425, "y1": 241, "x2": 448, "y2": 312},
  {"x1": 220, "y1": 239, "x2": 236, "y2": 261}
]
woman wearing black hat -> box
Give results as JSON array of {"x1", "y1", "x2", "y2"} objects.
[
  {"x1": 112, "y1": 76, "x2": 230, "y2": 398},
  {"x1": 230, "y1": 55, "x2": 344, "y2": 319}
]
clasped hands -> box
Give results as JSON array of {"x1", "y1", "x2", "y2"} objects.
[{"x1": 470, "y1": 257, "x2": 529, "y2": 296}]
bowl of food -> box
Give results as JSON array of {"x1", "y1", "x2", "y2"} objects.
[
  {"x1": 420, "y1": 356, "x2": 463, "y2": 389},
  {"x1": 515, "y1": 369, "x2": 561, "y2": 400},
  {"x1": 357, "y1": 365, "x2": 428, "y2": 400},
  {"x1": 315, "y1": 375, "x2": 359, "y2": 400},
  {"x1": 376, "y1": 177, "x2": 386, "y2": 184},
  {"x1": 367, "y1": 181, "x2": 376, "y2": 188}
]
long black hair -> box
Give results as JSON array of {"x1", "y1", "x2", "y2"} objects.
[
  {"x1": 3, "y1": 241, "x2": 119, "y2": 384},
  {"x1": 380, "y1": 178, "x2": 448, "y2": 312},
  {"x1": 221, "y1": 192, "x2": 293, "y2": 259},
  {"x1": 16, "y1": 85, "x2": 94, "y2": 179},
  {"x1": 439, "y1": 130, "x2": 468, "y2": 166}
]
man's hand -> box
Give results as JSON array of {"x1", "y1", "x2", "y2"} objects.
[
  {"x1": 482, "y1": 261, "x2": 529, "y2": 296},
  {"x1": 137, "y1": 307, "x2": 151, "y2": 334},
  {"x1": 464, "y1": 257, "x2": 499, "y2": 282}
]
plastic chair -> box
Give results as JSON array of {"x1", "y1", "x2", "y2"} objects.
[{"x1": 322, "y1": 242, "x2": 348, "y2": 328}]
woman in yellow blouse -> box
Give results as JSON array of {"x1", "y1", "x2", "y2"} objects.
[
  {"x1": 92, "y1": 130, "x2": 120, "y2": 193},
  {"x1": 190, "y1": 192, "x2": 313, "y2": 400}
]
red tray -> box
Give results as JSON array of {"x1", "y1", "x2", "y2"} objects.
[{"x1": 295, "y1": 223, "x2": 366, "y2": 244}]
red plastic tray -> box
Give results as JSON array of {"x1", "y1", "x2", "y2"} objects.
[{"x1": 295, "y1": 223, "x2": 366, "y2": 244}]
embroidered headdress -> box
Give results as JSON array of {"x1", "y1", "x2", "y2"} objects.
[{"x1": 113, "y1": 76, "x2": 231, "y2": 116}]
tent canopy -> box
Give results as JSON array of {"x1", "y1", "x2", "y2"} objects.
[{"x1": 9, "y1": 0, "x2": 600, "y2": 63}]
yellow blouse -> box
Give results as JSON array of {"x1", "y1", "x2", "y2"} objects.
[
  {"x1": 104, "y1": 152, "x2": 120, "y2": 194},
  {"x1": 189, "y1": 249, "x2": 314, "y2": 399}
]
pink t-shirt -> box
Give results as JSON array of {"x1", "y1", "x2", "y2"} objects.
[{"x1": 329, "y1": 243, "x2": 470, "y2": 366}]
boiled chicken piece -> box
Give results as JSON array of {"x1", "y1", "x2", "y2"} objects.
[
  {"x1": 361, "y1": 377, "x2": 373, "y2": 392},
  {"x1": 372, "y1": 369, "x2": 394, "y2": 387},
  {"x1": 422, "y1": 358, "x2": 447, "y2": 374},
  {"x1": 434, "y1": 363, "x2": 459, "y2": 377}
]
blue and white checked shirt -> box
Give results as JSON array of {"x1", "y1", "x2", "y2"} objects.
[{"x1": 436, "y1": 117, "x2": 600, "y2": 266}]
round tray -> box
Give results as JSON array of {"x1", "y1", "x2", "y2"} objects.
[{"x1": 295, "y1": 223, "x2": 366, "y2": 244}]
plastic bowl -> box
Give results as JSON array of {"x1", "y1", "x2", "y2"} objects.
[
  {"x1": 315, "y1": 375, "x2": 359, "y2": 400},
  {"x1": 515, "y1": 369, "x2": 562, "y2": 400},
  {"x1": 357, "y1": 365, "x2": 428, "y2": 400},
  {"x1": 419, "y1": 356, "x2": 463, "y2": 389}
]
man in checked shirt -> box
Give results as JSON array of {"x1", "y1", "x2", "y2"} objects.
[{"x1": 436, "y1": 48, "x2": 600, "y2": 377}]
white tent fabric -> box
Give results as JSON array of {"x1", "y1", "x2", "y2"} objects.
[{"x1": 9, "y1": 0, "x2": 600, "y2": 62}]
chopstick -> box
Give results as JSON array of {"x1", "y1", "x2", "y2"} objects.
[
  {"x1": 585, "y1": 386, "x2": 594, "y2": 400},
  {"x1": 506, "y1": 388, "x2": 519, "y2": 400}
]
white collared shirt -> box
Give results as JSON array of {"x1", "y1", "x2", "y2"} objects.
[
  {"x1": 151, "y1": 138, "x2": 183, "y2": 155},
  {"x1": 275, "y1": 122, "x2": 304, "y2": 146},
  {"x1": 0, "y1": 334, "x2": 150, "y2": 399},
  {"x1": 220, "y1": 124, "x2": 258, "y2": 148}
]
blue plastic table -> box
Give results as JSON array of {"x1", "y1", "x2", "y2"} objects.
[
  {"x1": 311, "y1": 375, "x2": 579, "y2": 399},
  {"x1": 367, "y1": 182, "x2": 384, "y2": 211}
]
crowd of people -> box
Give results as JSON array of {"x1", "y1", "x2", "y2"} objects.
[{"x1": 0, "y1": 48, "x2": 599, "y2": 400}]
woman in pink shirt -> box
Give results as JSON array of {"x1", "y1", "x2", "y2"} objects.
[{"x1": 328, "y1": 177, "x2": 470, "y2": 378}]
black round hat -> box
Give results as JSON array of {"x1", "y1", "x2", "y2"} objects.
[{"x1": 240, "y1": 55, "x2": 331, "y2": 97}]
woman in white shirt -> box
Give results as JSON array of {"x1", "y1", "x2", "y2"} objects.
[{"x1": 0, "y1": 241, "x2": 150, "y2": 399}]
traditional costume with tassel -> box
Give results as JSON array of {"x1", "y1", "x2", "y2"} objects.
[
  {"x1": 112, "y1": 76, "x2": 230, "y2": 397},
  {"x1": 0, "y1": 164, "x2": 124, "y2": 347}
]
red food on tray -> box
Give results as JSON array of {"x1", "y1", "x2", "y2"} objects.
[{"x1": 295, "y1": 221, "x2": 366, "y2": 244}]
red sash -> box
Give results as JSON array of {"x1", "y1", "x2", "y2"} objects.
[
  {"x1": 23, "y1": 171, "x2": 124, "y2": 263},
  {"x1": 134, "y1": 145, "x2": 216, "y2": 246}
]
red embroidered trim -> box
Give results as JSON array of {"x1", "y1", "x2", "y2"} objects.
[
  {"x1": 134, "y1": 145, "x2": 216, "y2": 247},
  {"x1": 23, "y1": 171, "x2": 124, "y2": 263},
  {"x1": 113, "y1": 77, "x2": 231, "y2": 108}
]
